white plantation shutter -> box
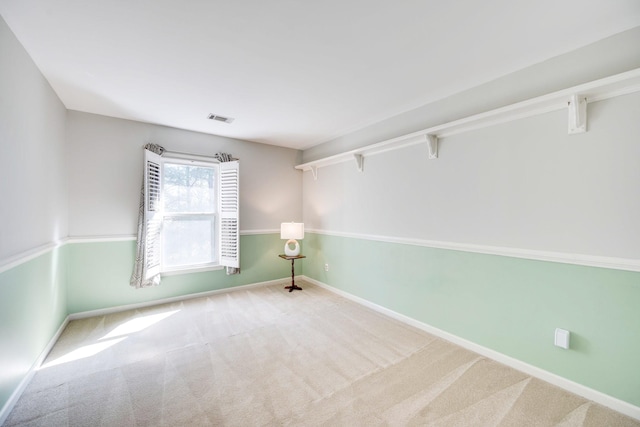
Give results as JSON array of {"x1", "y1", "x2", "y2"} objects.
[
  {"x1": 219, "y1": 160, "x2": 239, "y2": 268},
  {"x1": 144, "y1": 149, "x2": 163, "y2": 279}
]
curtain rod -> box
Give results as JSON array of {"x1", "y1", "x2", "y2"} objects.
[{"x1": 162, "y1": 149, "x2": 238, "y2": 162}]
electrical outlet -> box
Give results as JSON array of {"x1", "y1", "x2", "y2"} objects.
[
  {"x1": 554, "y1": 328, "x2": 570, "y2": 349},
  {"x1": 324, "y1": 263, "x2": 329, "y2": 272}
]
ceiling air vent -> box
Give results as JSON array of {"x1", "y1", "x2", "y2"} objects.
[{"x1": 207, "y1": 113, "x2": 235, "y2": 124}]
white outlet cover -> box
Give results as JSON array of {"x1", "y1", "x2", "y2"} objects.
[{"x1": 554, "y1": 328, "x2": 570, "y2": 349}]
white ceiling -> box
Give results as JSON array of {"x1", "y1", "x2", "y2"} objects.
[{"x1": 1, "y1": 1, "x2": 639, "y2": 150}]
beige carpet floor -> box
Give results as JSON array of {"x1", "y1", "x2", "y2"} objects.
[{"x1": 5, "y1": 282, "x2": 639, "y2": 426}]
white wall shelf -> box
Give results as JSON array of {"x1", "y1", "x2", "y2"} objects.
[{"x1": 295, "y1": 68, "x2": 640, "y2": 178}]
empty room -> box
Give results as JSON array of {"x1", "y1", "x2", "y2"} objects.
[{"x1": 1, "y1": 1, "x2": 640, "y2": 425}]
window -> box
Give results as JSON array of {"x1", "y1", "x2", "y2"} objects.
[{"x1": 144, "y1": 150, "x2": 239, "y2": 274}]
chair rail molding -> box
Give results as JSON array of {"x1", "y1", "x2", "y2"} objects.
[{"x1": 305, "y1": 229, "x2": 640, "y2": 273}]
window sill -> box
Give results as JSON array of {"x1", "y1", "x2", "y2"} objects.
[{"x1": 161, "y1": 265, "x2": 223, "y2": 276}]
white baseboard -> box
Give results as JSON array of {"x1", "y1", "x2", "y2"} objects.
[
  {"x1": 69, "y1": 277, "x2": 289, "y2": 320},
  {"x1": 0, "y1": 316, "x2": 70, "y2": 426},
  {"x1": 301, "y1": 275, "x2": 640, "y2": 421}
]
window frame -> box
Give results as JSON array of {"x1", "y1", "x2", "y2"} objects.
[
  {"x1": 161, "y1": 156, "x2": 219, "y2": 273},
  {"x1": 143, "y1": 149, "x2": 239, "y2": 277}
]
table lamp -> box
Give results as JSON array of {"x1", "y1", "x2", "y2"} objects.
[{"x1": 281, "y1": 222, "x2": 304, "y2": 256}]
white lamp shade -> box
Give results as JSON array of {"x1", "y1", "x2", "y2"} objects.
[{"x1": 280, "y1": 222, "x2": 304, "y2": 240}]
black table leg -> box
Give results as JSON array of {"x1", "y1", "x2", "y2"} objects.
[{"x1": 284, "y1": 258, "x2": 302, "y2": 292}]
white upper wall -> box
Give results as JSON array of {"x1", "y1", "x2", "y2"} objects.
[
  {"x1": 1, "y1": 10, "x2": 303, "y2": 258},
  {"x1": 302, "y1": 27, "x2": 640, "y2": 261},
  {"x1": 66, "y1": 111, "x2": 302, "y2": 237},
  {"x1": 0, "y1": 15, "x2": 67, "y2": 261},
  {"x1": 303, "y1": 92, "x2": 640, "y2": 260}
]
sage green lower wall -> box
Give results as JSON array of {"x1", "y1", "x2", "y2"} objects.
[
  {"x1": 0, "y1": 246, "x2": 68, "y2": 416},
  {"x1": 301, "y1": 232, "x2": 640, "y2": 407},
  {"x1": 67, "y1": 233, "x2": 289, "y2": 314}
]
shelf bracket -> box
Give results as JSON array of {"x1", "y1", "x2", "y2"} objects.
[
  {"x1": 426, "y1": 134, "x2": 438, "y2": 159},
  {"x1": 310, "y1": 166, "x2": 318, "y2": 180},
  {"x1": 568, "y1": 94, "x2": 587, "y2": 134},
  {"x1": 354, "y1": 154, "x2": 364, "y2": 172}
]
